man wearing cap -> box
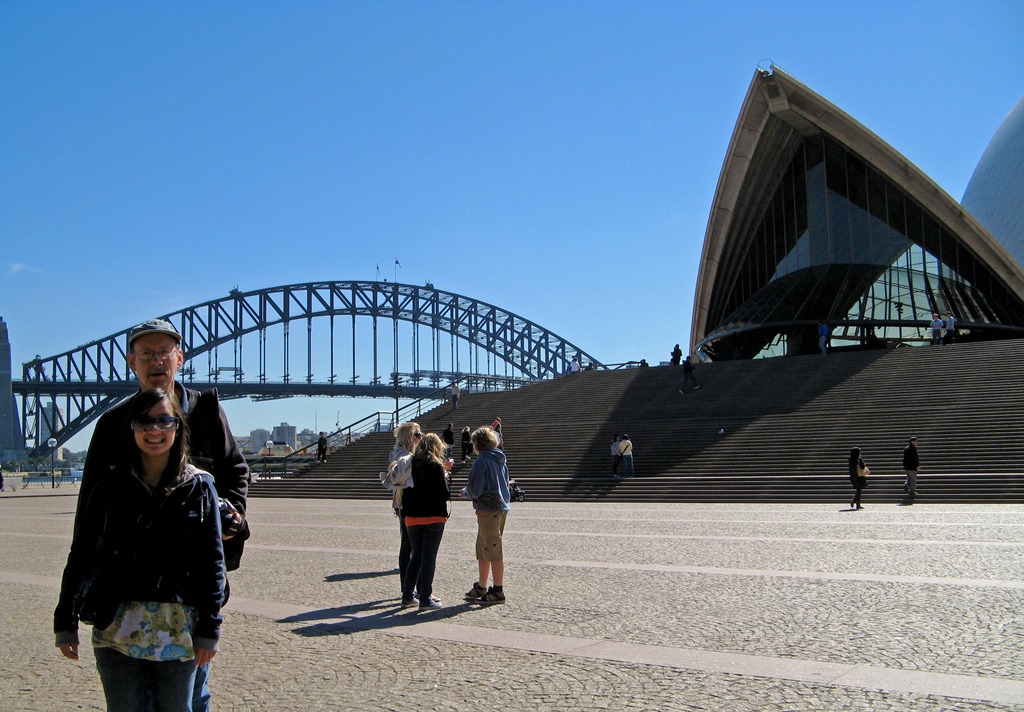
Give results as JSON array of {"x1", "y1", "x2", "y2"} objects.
[{"x1": 75, "y1": 318, "x2": 249, "y2": 712}]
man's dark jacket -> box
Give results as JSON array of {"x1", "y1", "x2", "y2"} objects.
[
  {"x1": 78, "y1": 386, "x2": 250, "y2": 570},
  {"x1": 903, "y1": 444, "x2": 920, "y2": 471}
]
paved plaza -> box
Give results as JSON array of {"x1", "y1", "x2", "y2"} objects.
[{"x1": 2, "y1": 488, "x2": 1023, "y2": 711}]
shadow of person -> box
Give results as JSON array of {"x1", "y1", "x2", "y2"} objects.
[
  {"x1": 285, "y1": 601, "x2": 473, "y2": 638},
  {"x1": 324, "y1": 569, "x2": 398, "y2": 583}
]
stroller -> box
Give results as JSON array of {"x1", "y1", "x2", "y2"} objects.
[{"x1": 509, "y1": 479, "x2": 526, "y2": 503}]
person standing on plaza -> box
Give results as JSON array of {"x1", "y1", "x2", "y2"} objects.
[
  {"x1": 462, "y1": 426, "x2": 511, "y2": 605},
  {"x1": 461, "y1": 426, "x2": 472, "y2": 463},
  {"x1": 443, "y1": 423, "x2": 455, "y2": 459},
  {"x1": 619, "y1": 434, "x2": 635, "y2": 478},
  {"x1": 55, "y1": 387, "x2": 225, "y2": 711},
  {"x1": 848, "y1": 447, "x2": 869, "y2": 510},
  {"x1": 610, "y1": 434, "x2": 622, "y2": 476},
  {"x1": 400, "y1": 433, "x2": 452, "y2": 609},
  {"x1": 387, "y1": 422, "x2": 421, "y2": 600},
  {"x1": 450, "y1": 382, "x2": 460, "y2": 410},
  {"x1": 903, "y1": 437, "x2": 921, "y2": 499},
  {"x1": 76, "y1": 318, "x2": 247, "y2": 712},
  {"x1": 930, "y1": 313, "x2": 944, "y2": 345},
  {"x1": 818, "y1": 321, "x2": 830, "y2": 356},
  {"x1": 316, "y1": 432, "x2": 328, "y2": 462},
  {"x1": 678, "y1": 354, "x2": 700, "y2": 393}
]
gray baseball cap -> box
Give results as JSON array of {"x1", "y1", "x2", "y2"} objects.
[{"x1": 128, "y1": 319, "x2": 183, "y2": 346}]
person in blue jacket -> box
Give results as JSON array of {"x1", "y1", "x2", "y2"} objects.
[{"x1": 461, "y1": 426, "x2": 511, "y2": 604}]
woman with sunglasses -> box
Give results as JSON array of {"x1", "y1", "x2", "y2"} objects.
[{"x1": 54, "y1": 388, "x2": 225, "y2": 711}]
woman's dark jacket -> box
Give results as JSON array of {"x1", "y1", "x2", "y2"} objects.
[
  {"x1": 79, "y1": 386, "x2": 249, "y2": 570},
  {"x1": 54, "y1": 465, "x2": 226, "y2": 647},
  {"x1": 849, "y1": 456, "x2": 867, "y2": 488},
  {"x1": 401, "y1": 459, "x2": 450, "y2": 520}
]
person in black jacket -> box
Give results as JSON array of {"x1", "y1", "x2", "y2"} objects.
[
  {"x1": 848, "y1": 447, "x2": 869, "y2": 510},
  {"x1": 400, "y1": 433, "x2": 451, "y2": 609},
  {"x1": 76, "y1": 318, "x2": 247, "y2": 711},
  {"x1": 903, "y1": 437, "x2": 920, "y2": 498},
  {"x1": 55, "y1": 388, "x2": 225, "y2": 710}
]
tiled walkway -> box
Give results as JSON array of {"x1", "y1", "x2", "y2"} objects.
[{"x1": 2, "y1": 489, "x2": 1022, "y2": 710}]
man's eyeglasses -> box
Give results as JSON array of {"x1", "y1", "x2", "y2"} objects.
[
  {"x1": 131, "y1": 416, "x2": 179, "y2": 432},
  {"x1": 134, "y1": 348, "x2": 178, "y2": 362}
]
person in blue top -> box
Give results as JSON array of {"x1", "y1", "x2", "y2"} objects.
[
  {"x1": 460, "y1": 426, "x2": 511, "y2": 605},
  {"x1": 818, "y1": 321, "x2": 830, "y2": 356}
]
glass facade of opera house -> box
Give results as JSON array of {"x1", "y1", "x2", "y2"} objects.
[{"x1": 699, "y1": 130, "x2": 1024, "y2": 361}]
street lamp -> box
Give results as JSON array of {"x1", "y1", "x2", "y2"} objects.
[{"x1": 46, "y1": 438, "x2": 57, "y2": 488}]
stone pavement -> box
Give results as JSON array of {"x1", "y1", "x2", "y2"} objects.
[{"x1": 2, "y1": 488, "x2": 1023, "y2": 711}]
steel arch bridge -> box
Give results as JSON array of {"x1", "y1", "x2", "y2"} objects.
[{"x1": 15, "y1": 281, "x2": 602, "y2": 452}]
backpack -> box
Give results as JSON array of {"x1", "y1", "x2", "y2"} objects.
[{"x1": 380, "y1": 453, "x2": 414, "y2": 492}]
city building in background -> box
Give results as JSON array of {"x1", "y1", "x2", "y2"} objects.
[{"x1": 271, "y1": 422, "x2": 298, "y2": 450}]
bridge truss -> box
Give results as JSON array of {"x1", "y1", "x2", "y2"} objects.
[{"x1": 16, "y1": 281, "x2": 601, "y2": 452}]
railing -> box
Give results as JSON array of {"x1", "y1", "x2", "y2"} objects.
[{"x1": 249, "y1": 374, "x2": 541, "y2": 481}]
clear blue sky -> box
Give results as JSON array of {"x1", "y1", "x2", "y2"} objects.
[{"x1": 3, "y1": 1, "x2": 1022, "y2": 450}]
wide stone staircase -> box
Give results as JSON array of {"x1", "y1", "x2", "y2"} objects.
[{"x1": 249, "y1": 338, "x2": 1024, "y2": 503}]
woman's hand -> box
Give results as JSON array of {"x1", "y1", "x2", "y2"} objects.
[
  {"x1": 58, "y1": 643, "x2": 79, "y2": 660},
  {"x1": 195, "y1": 648, "x2": 217, "y2": 667}
]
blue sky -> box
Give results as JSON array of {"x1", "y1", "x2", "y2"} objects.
[{"x1": 3, "y1": 1, "x2": 1022, "y2": 450}]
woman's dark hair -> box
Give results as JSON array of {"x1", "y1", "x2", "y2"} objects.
[
  {"x1": 128, "y1": 387, "x2": 190, "y2": 493},
  {"x1": 848, "y1": 447, "x2": 863, "y2": 475}
]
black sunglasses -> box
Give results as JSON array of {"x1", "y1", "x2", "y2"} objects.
[{"x1": 131, "y1": 416, "x2": 179, "y2": 433}]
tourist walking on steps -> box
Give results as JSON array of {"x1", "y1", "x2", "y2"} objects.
[
  {"x1": 611, "y1": 434, "x2": 622, "y2": 475},
  {"x1": 401, "y1": 433, "x2": 452, "y2": 610},
  {"x1": 443, "y1": 423, "x2": 455, "y2": 459},
  {"x1": 818, "y1": 321, "x2": 830, "y2": 356},
  {"x1": 945, "y1": 313, "x2": 958, "y2": 344},
  {"x1": 678, "y1": 354, "x2": 700, "y2": 393},
  {"x1": 848, "y1": 447, "x2": 869, "y2": 510},
  {"x1": 903, "y1": 437, "x2": 920, "y2": 499},
  {"x1": 55, "y1": 388, "x2": 226, "y2": 711},
  {"x1": 619, "y1": 434, "x2": 635, "y2": 478},
  {"x1": 461, "y1": 427, "x2": 511, "y2": 605},
  {"x1": 461, "y1": 426, "x2": 472, "y2": 462},
  {"x1": 316, "y1": 432, "x2": 328, "y2": 462},
  {"x1": 491, "y1": 418, "x2": 503, "y2": 449},
  {"x1": 930, "y1": 314, "x2": 944, "y2": 345},
  {"x1": 450, "y1": 382, "x2": 460, "y2": 410}
]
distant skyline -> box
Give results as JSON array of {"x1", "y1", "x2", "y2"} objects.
[{"x1": 3, "y1": 1, "x2": 1022, "y2": 450}]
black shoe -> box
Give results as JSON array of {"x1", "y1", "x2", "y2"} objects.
[{"x1": 477, "y1": 587, "x2": 505, "y2": 605}]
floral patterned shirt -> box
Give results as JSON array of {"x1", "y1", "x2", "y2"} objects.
[{"x1": 92, "y1": 601, "x2": 197, "y2": 661}]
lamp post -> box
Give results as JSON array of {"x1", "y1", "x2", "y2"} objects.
[{"x1": 47, "y1": 438, "x2": 57, "y2": 488}]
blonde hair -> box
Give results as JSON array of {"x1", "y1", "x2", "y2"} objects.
[
  {"x1": 471, "y1": 426, "x2": 499, "y2": 451},
  {"x1": 393, "y1": 421, "x2": 422, "y2": 453},
  {"x1": 414, "y1": 433, "x2": 446, "y2": 465}
]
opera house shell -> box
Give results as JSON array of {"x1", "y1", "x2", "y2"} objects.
[{"x1": 691, "y1": 67, "x2": 1024, "y2": 360}]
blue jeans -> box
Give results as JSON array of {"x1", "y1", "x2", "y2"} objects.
[
  {"x1": 403, "y1": 522, "x2": 446, "y2": 603},
  {"x1": 192, "y1": 662, "x2": 211, "y2": 711},
  {"x1": 621, "y1": 454, "x2": 635, "y2": 478},
  {"x1": 95, "y1": 646, "x2": 197, "y2": 712}
]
